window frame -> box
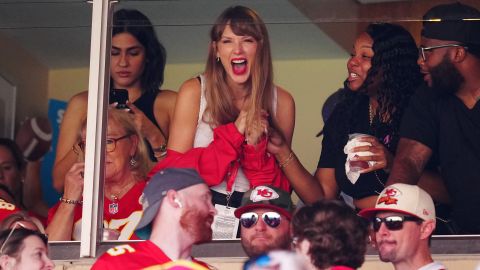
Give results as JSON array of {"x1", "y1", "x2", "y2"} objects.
[{"x1": 43, "y1": 0, "x2": 480, "y2": 261}]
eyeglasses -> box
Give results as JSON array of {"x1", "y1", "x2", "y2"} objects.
[
  {"x1": 372, "y1": 215, "x2": 421, "y2": 232},
  {"x1": 419, "y1": 44, "x2": 468, "y2": 61},
  {"x1": 0, "y1": 222, "x2": 26, "y2": 254},
  {"x1": 240, "y1": 211, "x2": 282, "y2": 229},
  {"x1": 78, "y1": 134, "x2": 131, "y2": 153}
]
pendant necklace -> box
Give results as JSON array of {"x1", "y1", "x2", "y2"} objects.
[
  {"x1": 108, "y1": 181, "x2": 135, "y2": 215},
  {"x1": 109, "y1": 195, "x2": 119, "y2": 215}
]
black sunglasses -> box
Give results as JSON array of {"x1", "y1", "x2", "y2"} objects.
[
  {"x1": 372, "y1": 215, "x2": 421, "y2": 232},
  {"x1": 240, "y1": 211, "x2": 282, "y2": 229}
]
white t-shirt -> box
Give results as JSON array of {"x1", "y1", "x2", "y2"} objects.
[
  {"x1": 418, "y1": 261, "x2": 446, "y2": 270},
  {"x1": 194, "y1": 74, "x2": 278, "y2": 194}
]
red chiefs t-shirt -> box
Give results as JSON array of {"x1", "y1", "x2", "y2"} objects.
[
  {"x1": 92, "y1": 240, "x2": 209, "y2": 270},
  {"x1": 0, "y1": 199, "x2": 19, "y2": 221},
  {"x1": 47, "y1": 181, "x2": 146, "y2": 240}
]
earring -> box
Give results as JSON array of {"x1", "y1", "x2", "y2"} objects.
[
  {"x1": 216, "y1": 56, "x2": 220, "y2": 62},
  {"x1": 130, "y1": 156, "x2": 137, "y2": 167}
]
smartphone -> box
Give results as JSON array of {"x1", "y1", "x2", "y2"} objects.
[{"x1": 109, "y1": 89, "x2": 129, "y2": 109}]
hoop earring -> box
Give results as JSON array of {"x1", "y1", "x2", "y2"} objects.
[{"x1": 130, "y1": 156, "x2": 137, "y2": 168}]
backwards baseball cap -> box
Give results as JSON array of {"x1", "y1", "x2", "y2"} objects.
[
  {"x1": 422, "y1": 2, "x2": 480, "y2": 45},
  {"x1": 234, "y1": 185, "x2": 293, "y2": 219},
  {"x1": 359, "y1": 183, "x2": 435, "y2": 221},
  {"x1": 136, "y1": 168, "x2": 205, "y2": 230}
]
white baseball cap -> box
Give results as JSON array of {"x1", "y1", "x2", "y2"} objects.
[{"x1": 359, "y1": 183, "x2": 435, "y2": 221}]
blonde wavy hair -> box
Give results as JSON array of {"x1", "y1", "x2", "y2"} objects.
[
  {"x1": 205, "y1": 6, "x2": 279, "y2": 132},
  {"x1": 107, "y1": 108, "x2": 153, "y2": 180}
]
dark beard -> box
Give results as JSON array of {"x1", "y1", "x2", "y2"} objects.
[
  {"x1": 179, "y1": 208, "x2": 213, "y2": 244},
  {"x1": 429, "y1": 56, "x2": 464, "y2": 96},
  {"x1": 241, "y1": 232, "x2": 291, "y2": 258}
]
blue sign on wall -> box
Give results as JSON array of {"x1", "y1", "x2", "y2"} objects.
[{"x1": 41, "y1": 99, "x2": 67, "y2": 206}]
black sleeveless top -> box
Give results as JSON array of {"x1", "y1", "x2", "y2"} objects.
[
  {"x1": 318, "y1": 95, "x2": 394, "y2": 199},
  {"x1": 133, "y1": 89, "x2": 162, "y2": 161},
  {"x1": 133, "y1": 89, "x2": 161, "y2": 130}
]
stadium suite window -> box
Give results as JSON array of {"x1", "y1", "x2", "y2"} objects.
[{"x1": 41, "y1": 0, "x2": 480, "y2": 261}]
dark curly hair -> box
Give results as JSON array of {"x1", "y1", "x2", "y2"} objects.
[
  {"x1": 112, "y1": 9, "x2": 167, "y2": 94},
  {"x1": 366, "y1": 23, "x2": 420, "y2": 131},
  {"x1": 292, "y1": 200, "x2": 368, "y2": 269},
  {"x1": 341, "y1": 23, "x2": 421, "y2": 150}
]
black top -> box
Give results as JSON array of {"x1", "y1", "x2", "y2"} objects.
[
  {"x1": 133, "y1": 89, "x2": 162, "y2": 161},
  {"x1": 318, "y1": 95, "x2": 396, "y2": 199},
  {"x1": 400, "y1": 86, "x2": 480, "y2": 233},
  {"x1": 133, "y1": 89, "x2": 161, "y2": 130}
]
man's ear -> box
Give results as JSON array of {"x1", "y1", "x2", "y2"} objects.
[
  {"x1": 452, "y1": 46, "x2": 467, "y2": 63},
  {"x1": 165, "y1": 190, "x2": 181, "y2": 209},
  {"x1": 0, "y1": 255, "x2": 15, "y2": 270},
  {"x1": 420, "y1": 220, "x2": 436, "y2": 239}
]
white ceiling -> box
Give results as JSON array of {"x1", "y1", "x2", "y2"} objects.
[{"x1": 0, "y1": 0, "x2": 348, "y2": 69}]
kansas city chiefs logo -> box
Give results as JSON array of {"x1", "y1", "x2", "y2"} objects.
[
  {"x1": 250, "y1": 186, "x2": 279, "y2": 202},
  {"x1": 377, "y1": 188, "x2": 400, "y2": 205}
]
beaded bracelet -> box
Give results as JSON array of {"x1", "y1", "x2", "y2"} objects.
[
  {"x1": 152, "y1": 143, "x2": 167, "y2": 153},
  {"x1": 279, "y1": 151, "x2": 295, "y2": 169},
  {"x1": 59, "y1": 197, "x2": 83, "y2": 205}
]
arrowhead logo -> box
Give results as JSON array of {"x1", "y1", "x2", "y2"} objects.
[
  {"x1": 377, "y1": 188, "x2": 400, "y2": 205},
  {"x1": 250, "y1": 186, "x2": 279, "y2": 202}
]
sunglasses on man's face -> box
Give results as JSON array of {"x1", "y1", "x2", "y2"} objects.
[
  {"x1": 240, "y1": 211, "x2": 282, "y2": 229},
  {"x1": 372, "y1": 215, "x2": 421, "y2": 232}
]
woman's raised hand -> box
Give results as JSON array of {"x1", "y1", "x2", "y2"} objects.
[
  {"x1": 245, "y1": 110, "x2": 269, "y2": 146},
  {"x1": 125, "y1": 101, "x2": 162, "y2": 140},
  {"x1": 351, "y1": 136, "x2": 393, "y2": 174},
  {"x1": 234, "y1": 110, "x2": 248, "y2": 135},
  {"x1": 63, "y1": 162, "x2": 85, "y2": 201}
]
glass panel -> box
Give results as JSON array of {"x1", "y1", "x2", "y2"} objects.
[
  {"x1": 2, "y1": 0, "x2": 475, "y2": 261},
  {"x1": 102, "y1": 0, "x2": 480, "y2": 244},
  {"x1": 0, "y1": 0, "x2": 92, "y2": 247}
]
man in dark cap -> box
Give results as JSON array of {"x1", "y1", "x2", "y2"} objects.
[
  {"x1": 92, "y1": 168, "x2": 216, "y2": 269},
  {"x1": 387, "y1": 2, "x2": 480, "y2": 234},
  {"x1": 235, "y1": 185, "x2": 293, "y2": 258}
]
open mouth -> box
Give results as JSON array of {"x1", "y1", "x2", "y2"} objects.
[
  {"x1": 232, "y1": 58, "x2": 247, "y2": 75},
  {"x1": 348, "y1": 72, "x2": 359, "y2": 80}
]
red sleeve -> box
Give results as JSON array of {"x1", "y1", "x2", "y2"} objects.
[
  {"x1": 241, "y1": 137, "x2": 291, "y2": 192},
  {"x1": 147, "y1": 123, "x2": 245, "y2": 186},
  {"x1": 0, "y1": 201, "x2": 20, "y2": 222},
  {"x1": 91, "y1": 256, "x2": 111, "y2": 270},
  {"x1": 27, "y1": 211, "x2": 47, "y2": 228},
  {"x1": 46, "y1": 202, "x2": 60, "y2": 225}
]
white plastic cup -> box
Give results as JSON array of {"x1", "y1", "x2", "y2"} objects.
[{"x1": 347, "y1": 133, "x2": 373, "y2": 172}]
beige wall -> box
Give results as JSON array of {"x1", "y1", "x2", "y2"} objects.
[
  {"x1": 48, "y1": 68, "x2": 90, "y2": 102},
  {"x1": 0, "y1": 32, "x2": 49, "y2": 130},
  {"x1": 47, "y1": 58, "x2": 348, "y2": 173}
]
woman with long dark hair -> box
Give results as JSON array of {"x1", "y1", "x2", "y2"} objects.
[
  {"x1": 52, "y1": 9, "x2": 176, "y2": 192},
  {"x1": 268, "y1": 23, "x2": 448, "y2": 208}
]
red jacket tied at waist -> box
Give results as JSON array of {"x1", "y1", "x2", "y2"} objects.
[{"x1": 148, "y1": 123, "x2": 291, "y2": 193}]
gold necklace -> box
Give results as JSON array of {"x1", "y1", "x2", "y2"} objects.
[
  {"x1": 107, "y1": 180, "x2": 136, "y2": 215},
  {"x1": 369, "y1": 101, "x2": 385, "y2": 189},
  {"x1": 369, "y1": 102, "x2": 374, "y2": 125}
]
